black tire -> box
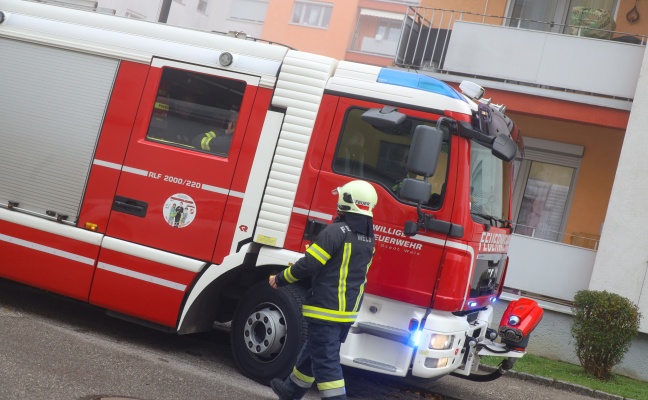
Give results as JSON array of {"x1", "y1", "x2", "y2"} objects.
[{"x1": 231, "y1": 281, "x2": 308, "y2": 384}]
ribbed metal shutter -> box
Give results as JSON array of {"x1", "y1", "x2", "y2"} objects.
[
  {"x1": 254, "y1": 50, "x2": 337, "y2": 248},
  {"x1": 0, "y1": 37, "x2": 119, "y2": 222}
]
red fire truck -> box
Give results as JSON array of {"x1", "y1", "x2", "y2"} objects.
[{"x1": 0, "y1": 0, "x2": 542, "y2": 384}]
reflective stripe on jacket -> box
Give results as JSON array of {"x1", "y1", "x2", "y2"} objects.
[{"x1": 275, "y1": 221, "x2": 375, "y2": 324}]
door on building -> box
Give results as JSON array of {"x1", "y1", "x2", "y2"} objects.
[
  {"x1": 507, "y1": 0, "x2": 618, "y2": 34},
  {"x1": 512, "y1": 138, "x2": 583, "y2": 244}
]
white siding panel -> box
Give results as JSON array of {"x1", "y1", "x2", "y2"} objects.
[
  {"x1": 285, "y1": 108, "x2": 318, "y2": 121},
  {"x1": 280, "y1": 121, "x2": 313, "y2": 137},
  {"x1": 0, "y1": 37, "x2": 118, "y2": 221},
  {"x1": 272, "y1": 96, "x2": 321, "y2": 112},
  {"x1": 255, "y1": 50, "x2": 338, "y2": 248},
  {"x1": 258, "y1": 210, "x2": 290, "y2": 225},
  {"x1": 266, "y1": 178, "x2": 295, "y2": 192},
  {"x1": 277, "y1": 80, "x2": 327, "y2": 96},
  {"x1": 332, "y1": 61, "x2": 382, "y2": 82},
  {"x1": 273, "y1": 155, "x2": 305, "y2": 169},
  {"x1": 260, "y1": 203, "x2": 293, "y2": 217},
  {"x1": 277, "y1": 139, "x2": 309, "y2": 153},
  {"x1": 284, "y1": 114, "x2": 315, "y2": 130},
  {"x1": 269, "y1": 170, "x2": 300, "y2": 184},
  {"x1": 275, "y1": 144, "x2": 307, "y2": 160},
  {"x1": 279, "y1": 64, "x2": 332, "y2": 82},
  {"x1": 257, "y1": 219, "x2": 290, "y2": 232},
  {"x1": 274, "y1": 88, "x2": 322, "y2": 105},
  {"x1": 271, "y1": 162, "x2": 302, "y2": 177},
  {"x1": 265, "y1": 186, "x2": 296, "y2": 199},
  {"x1": 262, "y1": 194, "x2": 295, "y2": 209},
  {"x1": 279, "y1": 131, "x2": 312, "y2": 145}
]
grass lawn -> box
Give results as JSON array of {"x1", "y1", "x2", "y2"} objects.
[{"x1": 481, "y1": 354, "x2": 648, "y2": 399}]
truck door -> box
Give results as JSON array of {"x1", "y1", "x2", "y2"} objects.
[
  {"x1": 91, "y1": 60, "x2": 263, "y2": 327},
  {"x1": 105, "y1": 59, "x2": 260, "y2": 261},
  {"x1": 308, "y1": 98, "x2": 457, "y2": 307}
]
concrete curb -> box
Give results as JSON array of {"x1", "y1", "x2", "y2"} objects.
[{"x1": 480, "y1": 365, "x2": 634, "y2": 400}]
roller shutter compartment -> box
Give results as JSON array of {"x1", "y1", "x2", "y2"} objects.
[{"x1": 0, "y1": 37, "x2": 119, "y2": 222}]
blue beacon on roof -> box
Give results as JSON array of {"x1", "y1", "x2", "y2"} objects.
[{"x1": 377, "y1": 68, "x2": 466, "y2": 102}]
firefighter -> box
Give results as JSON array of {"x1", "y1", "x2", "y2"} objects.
[
  {"x1": 191, "y1": 110, "x2": 238, "y2": 155},
  {"x1": 268, "y1": 179, "x2": 378, "y2": 400}
]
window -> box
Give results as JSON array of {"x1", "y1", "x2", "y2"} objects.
[
  {"x1": 511, "y1": 138, "x2": 583, "y2": 242},
  {"x1": 291, "y1": 1, "x2": 333, "y2": 29},
  {"x1": 146, "y1": 68, "x2": 246, "y2": 157},
  {"x1": 507, "y1": 0, "x2": 618, "y2": 36},
  {"x1": 470, "y1": 142, "x2": 511, "y2": 224},
  {"x1": 350, "y1": 10, "x2": 404, "y2": 56},
  {"x1": 376, "y1": 21, "x2": 402, "y2": 42},
  {"x1": 333, "y1": 108, "x2": 449, "y2": 209},
  {"x1": 197, "y1": 0, "x2": 208, "y2": 13},
  {"x1": 230, "y1": 0, "x2": 269, "y2": 23},
  {"x1": 125, "y1": 10, "x2": 145, "y2": 20}
]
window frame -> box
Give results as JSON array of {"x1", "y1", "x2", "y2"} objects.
[
  {"x1": 504, "y1": 0, "x2": 619, "y2": 33},
  {"x1": 291, "y1": 1, "x2": 333, "y2": 29},
  {"x1": 229, "y1": 0, "x2": 269, "y2": 23},
  {"x1": 331, "y1": 107, "x2": 451, "y2": 210},
  {"x1": 511, "y1": 137, "x2": 583, "y2": 242},
  {"x1": 197, "y1": 0, "x2": 209, "y2": 14},
  {"x1": 469, "y1": 140, "x2": 511, "y2": 224},
  {"x1": 144, "y1": 67, "x2": 246, "y2": 158}
]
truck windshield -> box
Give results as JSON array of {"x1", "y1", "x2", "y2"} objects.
[
  {"x1": 470, "y1": 141, "x2": 512, "y2": 225},
  {"x1": 333, "y1": 108, "x2": 450, "y2": 209}
]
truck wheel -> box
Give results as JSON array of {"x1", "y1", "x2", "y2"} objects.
[{"x1": 231, "y1": 281, "x2": 308, "y2": 384}]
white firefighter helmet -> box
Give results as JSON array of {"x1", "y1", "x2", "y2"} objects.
[{"x1": 333, "y1": 180, "x2": 378, "y2": 217}]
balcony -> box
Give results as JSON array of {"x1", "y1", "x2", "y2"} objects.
[{"x1": 396, "y1": 7, "x2": 647, "y2": 101}]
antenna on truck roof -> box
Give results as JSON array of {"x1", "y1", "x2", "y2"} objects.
[{"x1": 211, "y1": 30, "x2": 297, "y2": 50}]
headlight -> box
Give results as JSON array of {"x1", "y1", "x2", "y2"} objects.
[
  {"x1": 424, "y1": 357, "x2": 449, "y2": 368},
  {"x1": 508, "y1": 315, "x2": 521, "y2": 326},
  {"x1": 429, "y1": 334, "x2": 454, "y2": 350}
]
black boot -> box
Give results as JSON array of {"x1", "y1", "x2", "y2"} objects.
[{"x1": 270, "y1": 378, "x2": 294, "y2": 400}]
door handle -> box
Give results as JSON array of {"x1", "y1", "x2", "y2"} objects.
[
  {"x1": 112, "y1": 196, "x2": 148, "y2": 218},
  {"x1": 114, "y1": 201, "x2": 144, "y2": 212}
]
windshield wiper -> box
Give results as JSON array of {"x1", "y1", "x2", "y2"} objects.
[{"x1": 471, "y1": 212, "x2": 511, "y2": 229}]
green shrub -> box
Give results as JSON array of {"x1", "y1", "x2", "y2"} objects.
[{"x1": 571, "y1": 290, "x2": 641, "y2": 380}]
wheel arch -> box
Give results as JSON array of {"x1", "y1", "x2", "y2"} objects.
[{"x1": 177, "y1": 244, "x2": 304, "y2": 334}]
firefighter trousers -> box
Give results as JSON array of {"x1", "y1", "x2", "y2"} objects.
[{"x1": 275, "y1": 322, "x2": 350, "y2": 400}]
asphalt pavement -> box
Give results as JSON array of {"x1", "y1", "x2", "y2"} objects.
[{"x1": 0, "y1": 278, "x2": 635, "y2": 400}]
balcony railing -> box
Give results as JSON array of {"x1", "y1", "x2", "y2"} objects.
[
  {"x1": 513, "y1": 224, "x2": 600, "y2": 250},
  {"x1": 396, "y1": 7, "x2": 648, "y2": 100}
]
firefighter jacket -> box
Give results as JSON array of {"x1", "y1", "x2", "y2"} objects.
[{"x1": 275, "y1": 221, "x2": 375, "y2": 324}]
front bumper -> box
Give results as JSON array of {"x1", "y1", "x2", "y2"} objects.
[{"x1": 340, "y1": 295, "x2": 514, "y2": 379}]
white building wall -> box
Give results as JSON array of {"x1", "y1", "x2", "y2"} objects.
[
  {"x1": 97, "y1": 0, "x2": 162, "y2": 21},
  {"x1": 590, "y1": 45, "x2": 648, "y2": 333},
  {"x1": 96, "y1": 0, "x2": 265, "y2": 37}
]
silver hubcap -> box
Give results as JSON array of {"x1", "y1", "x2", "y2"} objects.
[{"x1": 243, "y1": 304, "x2": 287, "y2": 361}]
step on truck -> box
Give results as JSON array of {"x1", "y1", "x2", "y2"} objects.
[{"x1": 0, "y1": 0, "x2": 543, "y2": 384}]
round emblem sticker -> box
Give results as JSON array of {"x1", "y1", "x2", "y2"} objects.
[{"x1": 163, "y1": 193, "x2": 196, "y2": 228}]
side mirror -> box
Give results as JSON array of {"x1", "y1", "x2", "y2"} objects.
[
  {"x1": 361, "y1": 106, "x2": 406, "y2": 127},
  {"x1": 399, "y1": 178, "x2": 432, "y2": 204},
  {"x1": 491, "y1": 134, "x2": 518, "y2": 162},
  {"x1": 407, "y1": 125, "x2": 443, "y2": 177}
]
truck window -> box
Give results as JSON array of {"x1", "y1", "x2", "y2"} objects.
[
  {"x1": 470, "y1": 141, "x2": 512, "y2": 223},
  {"x1": 146, "y1": 68, "x2": 245, "y2": 157},
  {"x1": 332, "y1": 108, "x2": 449, "y2": 209}
]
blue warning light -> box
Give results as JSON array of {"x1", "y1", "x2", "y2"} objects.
[{"x1": 377, "y1": 69, "x2": 466, "y2": 102}]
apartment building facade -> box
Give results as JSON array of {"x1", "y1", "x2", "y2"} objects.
[
  {"x1": 261, "y1": 0, "x2": 420, "y2": 66},
  {"x1": 400, "y1": 0, "x2": 647, "y2": 380}
]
